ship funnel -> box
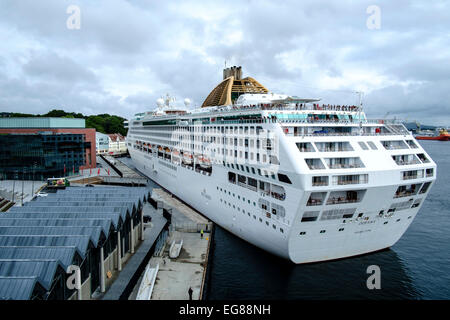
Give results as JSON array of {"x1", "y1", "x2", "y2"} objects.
[{"x1": 223, "y1": 66, "x2": 242, "y2": 80}]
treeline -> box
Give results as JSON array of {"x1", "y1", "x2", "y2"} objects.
[{"x1": 4, "y1": 109, "x2": 128, "y2": 136}]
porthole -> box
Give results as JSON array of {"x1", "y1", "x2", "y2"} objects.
[
  {"x1": 300, "y1": 232, "x2": 306, "y2": 235},
  {"x1": 339, "y1": 228, "x2": 344, "y2": 231},
  {"x1": 320, "y1": 230, "x2": 326, "y2": 233}
]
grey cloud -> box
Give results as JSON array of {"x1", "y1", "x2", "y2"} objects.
[{"x1": 0, "y1": 0, "x2": 449, "y2": 125}]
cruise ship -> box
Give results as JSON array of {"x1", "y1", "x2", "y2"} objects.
[{"x1": 125, "y1": 66, "x2": 436, "y2": 263}]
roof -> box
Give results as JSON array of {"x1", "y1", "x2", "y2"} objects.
[
  {"x1": 0, "y1": 185, "x2": 146, "y2": 300},
  {"x1": 0, "y1": 277, "x2": 45, "y2": 300},
  {"x1": 0, "y1": 226, "x2": 104, "y2": 246},
  {"x1": 0, "y1": 117, "x2": 85, "y2": 129},
  {"x1": 0, "y1": 246, "x2": 82, "y2": 269},
  {"x1": 0, "y1": 213, "x2": 122, "y2": 228},
  {"x1": 108, "y1": 133, "x2": 125, "y2": 142},
  {"x1": 7, "y1": 206, "x2": 130, "y2": 221},
  {"x1": 0, "y1": 260, "x2": 65, "y2": 290},
  {"x1": 0, "y1": 219, "x2": 114, "y2": 236},
  {"x1": 0, "y1": 236, "x2": 92, "y2": 256},
  {"x1": 202, "y1": 67, "x2": 269, "y2": 107}
]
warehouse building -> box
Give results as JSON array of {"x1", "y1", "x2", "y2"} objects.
[{"x1": 0, "y1": 186, "x2": 151, "y2": 300}]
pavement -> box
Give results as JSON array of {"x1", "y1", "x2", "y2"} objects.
[
  {"x1": 0, "y1": 180, "x2": 45, "y2": 204},
  {"x1": 129, "y1": 188, "x2": 213, "y2": 300},
  {"x1": 147, "y1": 232, "x2": 208, "y2": 300}
]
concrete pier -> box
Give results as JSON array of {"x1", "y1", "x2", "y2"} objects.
[{"x1": 129, "y1": 188, "x2": 213, "y2": 300}]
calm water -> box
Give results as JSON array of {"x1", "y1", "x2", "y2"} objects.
[{"x1": 205, "y1": 141, "x2": 450, "y2": 300}]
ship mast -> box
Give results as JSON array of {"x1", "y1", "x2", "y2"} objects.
[{"x1": 357, "y1": 91, "x2": 364, "y2": 135}]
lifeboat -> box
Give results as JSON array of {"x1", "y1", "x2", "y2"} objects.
[
  {"x1": 182, "y1": 152, "x2": 193, "y2": 163},
  {"x1": 164, "y1": 147, "x2": 171, "y2": 153},
  {"x1": 173, "y1": 149, "x2": 180, "y2": 157},
  {"x1": 198, "y1": 155, "x2": 211, "y2": 168}
]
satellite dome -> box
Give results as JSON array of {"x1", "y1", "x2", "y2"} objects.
[
  {"x1": 156, "y1": 98, "x2": 164, "y2": 107},
  {"x1": 184, "y1": 98, "x2": 191, "y2": 107}
]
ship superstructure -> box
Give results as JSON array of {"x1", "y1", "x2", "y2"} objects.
[{"x1": 125, "y1": 67, "x2": 436, "y2": 263}]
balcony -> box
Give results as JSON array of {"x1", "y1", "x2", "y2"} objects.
[
  {"x1": 326, "y1": 190, "x2": 366, "y2": 205},
  {"x1": 394, "y1": 183, "x2": 421, "y2": 198},
  {"x1": 296, "y1": 142, "x2": 315, "y2": 152},
  {"x1": 392, "y1": 155, "x2": 421, "y2": 166},
  {"x1": 312, "y1": 176, "x2": 329, "y2": 186},
  {"x1": 307, "y1": 192, "x2": 326, "y2": 206},
  {"x1": 315, "y1": 142, "x2": 354, "y2": 152},
  {"x1": 305, "y1": 158, "x2": 325, "y2": 170},
  {"x1": 402, "y1": 170, "x2": 423, "y2": 180},
  {"x1": 382, "y1": 140, "x2": 409, "y2": 150},
  {"x1": 325, "y1": 157, "x2": 365, "y2": 169},
  {"x1": 417, "y1": 153, "x2": 430, "y2": 163},
  {"x1": 333, "y1": 174, "x2": 369, "y2": 185}
]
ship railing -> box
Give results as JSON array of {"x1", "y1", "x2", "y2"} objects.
[
  {"x1": 328, "y1": 164, "x2": 364, "y2": 169},
  {"x1": 394, "y1": 160, "x2": 422, "y2": 165},
  {"x1": 326, "y1": 198, "x2": 359, "y2": 205},
  {"x1": 307, "y1": 199, "x2": 323, "y2": 206},
  {"x1": 336, "y1": 179, "x2": 368, "y2": 185},
  {"x1": 402, "y1": 174, "x2": 419, "y2": 180},
  {"x1": 233, "y1": 103, "x2": 362, "y2": 112},
  {"x1": 312, "y1": 181, "x2": 328, "y2": 186},
  {"x1": 286, "y1": 131, "x2": 407, "y2": 137},
  {"x1": 394, "y1": 191, "x2": 416, "y2": 198}
]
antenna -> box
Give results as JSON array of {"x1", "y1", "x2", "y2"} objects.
[{"x1": 356, "y1": 91, "x2": 364, "y2": 135}]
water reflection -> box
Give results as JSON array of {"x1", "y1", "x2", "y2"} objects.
[{"x1": 206, "y1": 225, "x2": 421, "y2": 300}]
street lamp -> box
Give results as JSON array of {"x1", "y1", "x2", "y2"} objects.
[
  {"x1": 21, "y1": 167, "x2": 25, "y2": 206},
  {"x1": 32, "y1": 162, "x2": 37, "y2": 196}
]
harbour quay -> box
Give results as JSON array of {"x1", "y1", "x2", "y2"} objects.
[{"x1": 129, "y1": 187, "x2": 213, "y2": 300}]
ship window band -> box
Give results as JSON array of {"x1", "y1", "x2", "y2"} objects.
[
  {"x1": 367, "y1": 141, "x2": 378, "y2": 150},
  {"x1": 358, "y1": 141, "x2": 369, "y2": 150},
  {"x1": 301, "y1": 211, "x2": 319, "y2": 222}
]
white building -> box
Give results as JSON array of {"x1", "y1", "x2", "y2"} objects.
[
  {"x1": 96, "y1": 132, "x2": 110, "y2": 155},
  {"x1": 108, "y1": 133, "x2": 127, "y2": 154}
]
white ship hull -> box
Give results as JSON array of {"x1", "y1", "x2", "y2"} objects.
[{"x1": 128, "y1": 147, "x2": 430, "y2": 263}]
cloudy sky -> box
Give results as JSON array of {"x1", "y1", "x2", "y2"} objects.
[{"x1": 0, "y1": 0, "x2": 449, "y2": 125}]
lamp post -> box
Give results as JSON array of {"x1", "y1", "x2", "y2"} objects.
[
  {"x1": 21, "y1": 167, "x2": 25, "y2": 206},
  {"x1": 12, "y1": 171, "x2": 18, "y2": 203},
  {"x1": 32, "y1": 162, "x2": 37, "y2": 196}
]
